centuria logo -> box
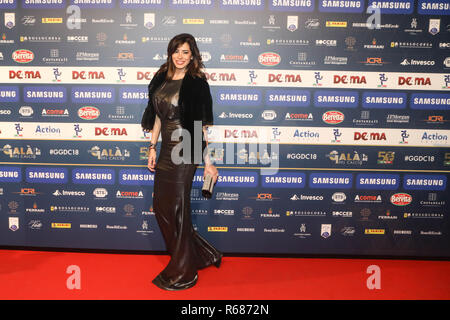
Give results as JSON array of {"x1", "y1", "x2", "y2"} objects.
[
  {"x1": 390, "y1": 193, "x2": 412, "y2": 206},
  {"x1": 322, "y1": 110, "x2": 344, "y2": 124},
  {"x1": 258, "y1": 52, "x2": 281, "y2": 66},
  {"x1": 78, "y1": 106, "x2": 100, "y2": 120},
  {"x1": 12, "y1": 49, "x2": 34, "y2": 63}
]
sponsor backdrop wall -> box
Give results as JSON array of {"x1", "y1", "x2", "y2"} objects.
[{"x1": 0, "y1": 0, "x2": 449, "y2": 257}]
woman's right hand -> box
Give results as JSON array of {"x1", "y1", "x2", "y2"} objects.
[{"x1": 148, "y1": 149, "x2": 156, "y2": 172}]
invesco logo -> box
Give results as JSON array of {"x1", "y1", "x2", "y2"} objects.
[
  {"x1": 390, "y1": 193, "x2": 412, "y2": 206},
  {"x1": 258, "y1": 52, "x2": 281, "y2": 66},
  {"x1": 322, "y1": 110, "x2": 344, "y2": 124}
]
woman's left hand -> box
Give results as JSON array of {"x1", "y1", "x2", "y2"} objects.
[{"x1": 204, "y1": 164, "x2": 219, "y2": 184}]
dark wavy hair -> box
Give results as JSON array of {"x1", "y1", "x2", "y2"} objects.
[{"x1": 157, "y1": 33, "x2": 205, "y2": 80}]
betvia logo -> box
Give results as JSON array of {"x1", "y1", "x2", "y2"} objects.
[{"x1": 403, "y1": 174, "x2": 446, "y2": 190}]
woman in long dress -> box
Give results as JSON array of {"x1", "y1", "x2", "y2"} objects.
[{"x1": 141, "y1": 33, "x2": 222, "y2": 291}]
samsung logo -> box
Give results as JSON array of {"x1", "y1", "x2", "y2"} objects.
[
  {"x1": 363, "y1": 92, "x2": 407, "y2": 109},
  {"x1": 171, "y1": 0, "x2": 214, "y2": 8},
  {"x1": 0, "y1": 167, "x2": 21, "y2": 182},
  {"x1": 356, "y1": 174, "x2": 399, "y2": 190},
  {"x1": 411, "y1": 94, "x2": 450, "y2": 110},
  {"x1": 404, "y1": 175, "x2": 446, "y2": 190},
  {"x1": 72, "y1": 87, "x2": 115, "y2": 103},
  {"x1": 221, "y1": 0, "x2": 264, "y2": 9},
  {"x1": 418, "y1": 0, "x2": 450, "y2": 14},
  {"x1": 0, "y1": 86, "x2": 19, "y2": 102},
  {"x1": 309, "y1": 173, "x2": 353, "y2": 188},
  {"x1": 314, "y1": 90, "x2": 358, "y2": 108},
  {"x1": 26, "y1": 167, "x2": 68, "y2": 183},
  {"x1": 262, "y1": 172, "x2": 305, "y2": 188},
  {"x1": 320, "y1": 0, "x2": 363, "y2": 12},
  {"x1": 266, "y1": 89, "x2": 310, "y2": 107},
  {"x1": 23, "y1": 0, "x2": 65, "y2": 8},
  {"x1": 193, "y1": 171, "x2": 257, "y2": 187},
  {"x1": 24, "y1": 87, "x2": 66, "y2": 103},
  {"x1": 73, "y1": 0, "x2": 114, "y2": 6},
  {"x1": 121, "y1": 0, "x2": 162, "y2": 4},
  {"x1": 369, "y1": 0, "x2": 413, "y2": 13},
  {"x1": 269, "y1": 0, "x2": 314, "y2": 11},
  {"x1": 217, "y1": 89, "x2": 261, "y2": 106},
  {"x1": 73, "y1": 168, "x2": 115, "y2": 184},
  {"x1": 120, "y1": 87, "x2": 148, "y2": 103},
  {"x1": 119, "y1": 169, "x2": 154, "y2": 185}
]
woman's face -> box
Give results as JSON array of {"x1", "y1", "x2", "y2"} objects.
[{"x1": 171, "y1": 42, "x2": 192, "y2": 71}]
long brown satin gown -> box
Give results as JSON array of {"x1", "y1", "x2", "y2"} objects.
[{"x1": 151, "y1": 78, "x2": 222, "y2": 290}]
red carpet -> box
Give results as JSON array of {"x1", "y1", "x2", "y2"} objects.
[{"x1": 0, "y1": 249, "x2": 448, "y2": 300}]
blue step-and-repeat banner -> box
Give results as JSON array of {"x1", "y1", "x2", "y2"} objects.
[{"x1": 0, "y1": 0, "x2": 449, "y2": 257}]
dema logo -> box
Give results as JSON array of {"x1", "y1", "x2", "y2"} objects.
[
  {"x1": 26, "y1": 167, "x2": 68, "y2": 183},
  {"x1": 356, "y1": 173, "x2": 399, "y2": 190},
  {"x1": 262, "y1": 172, "x2": 305, "y2": 188},
  {"x1": 403, "y1": 174, "x2": 446, "y2": 190},
  {"x1": 0, "y1": 167, "x2": 21, "y2": 182},
  {"x1": 309, "y1": 173, "x2": 353, "y2": 189}
]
